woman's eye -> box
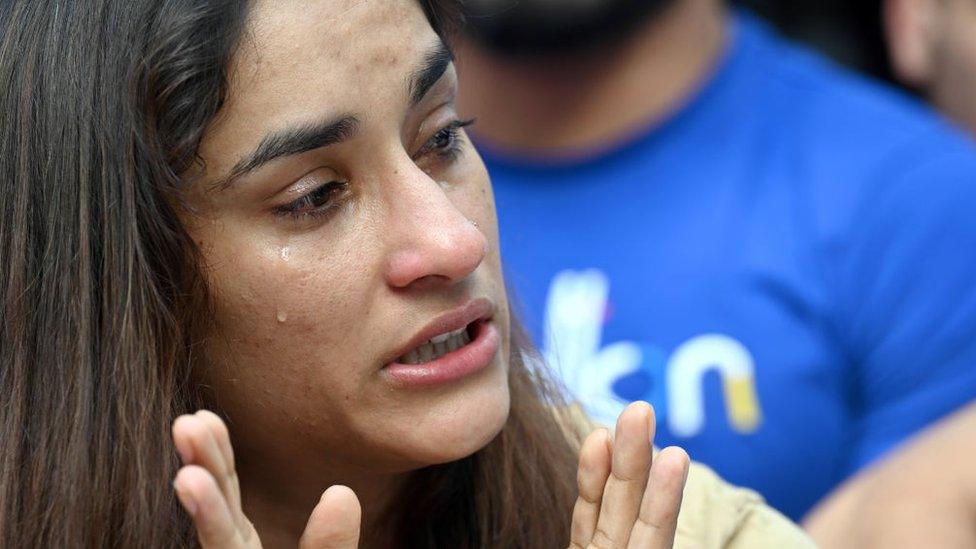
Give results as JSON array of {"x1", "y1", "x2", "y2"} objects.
[
  {"x1": 417, "y1": 118, "x2": 476, "y2": 163},
  {"x1": 275, "y1": 180, "x2": 348, "y2": 221}
]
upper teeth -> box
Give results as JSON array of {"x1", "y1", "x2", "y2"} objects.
[{"x1": 398, "y1": 327, "x2": 471, "y2": 365}]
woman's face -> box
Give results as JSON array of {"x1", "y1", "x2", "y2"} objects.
[{"x1": 184, "y1": 0, "x2": 510, "y2": 476}]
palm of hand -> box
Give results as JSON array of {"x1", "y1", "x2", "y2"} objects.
[{"x1": 171, "y1": 403, "x2": 688, "y2": 549}]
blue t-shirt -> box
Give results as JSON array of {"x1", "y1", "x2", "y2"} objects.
[{"x1": 485, "y1": 13, "x2": 976, "y2": 520}]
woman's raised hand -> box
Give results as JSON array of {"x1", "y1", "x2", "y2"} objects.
[
  {"x1": 570, "y1": 402, "x2": 691, "y2": 549},
  {"x1": 171, "y1": 411, "x2": 362, "y2": 548}
]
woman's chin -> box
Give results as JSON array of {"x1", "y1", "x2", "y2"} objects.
[
  {"x1": 377, "y1": 376, "x2": 512, "y2": 469},
  {"x1": 431, "y1": 397, "x2": 510, "y2": 464}
]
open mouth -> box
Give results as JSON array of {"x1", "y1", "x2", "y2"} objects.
[
  {"x1": 396, "y1": 323, "x2": 476, "y2": 365},
  {"x1": 382, "y1": 298, "x2": 499, "y2": 387}
]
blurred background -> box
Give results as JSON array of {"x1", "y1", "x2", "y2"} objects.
[
  {"x1": 454, "y1": 0, "x2": 976, "y2": 544},
  {"x1": 734, "y1": 0, "x2": 896, "y2": 82}
]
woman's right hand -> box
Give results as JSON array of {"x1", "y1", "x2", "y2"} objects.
[
  {"x1": 171, "y1": 411, "x2": 362, "y2": 548},
  {"x1": 569, "y1": 402, "x2": 691, "y2": 549}
]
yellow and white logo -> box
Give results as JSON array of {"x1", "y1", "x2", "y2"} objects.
[{"x1": 542, "y1": 269, "x2": 762, "y2": 437}]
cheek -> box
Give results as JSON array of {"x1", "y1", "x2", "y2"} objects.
[
  {"x1": 938, "y1": 12, "x2": 976, "y2": 106},
  {"x1": 455, "y1": 157, "x2": 501, "y2": 248},
  {"x1": 960, "y1": 35, "x2": 976, "y2": 92},
  {"x1": 201, "y1": 230, "x2": 376, "y2": 403}
]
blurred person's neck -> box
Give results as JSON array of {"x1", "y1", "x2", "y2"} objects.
[{"x1": 456, "y1": 0, "x2": 727, "y2": 158}]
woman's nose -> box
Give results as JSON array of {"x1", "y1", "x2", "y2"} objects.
[{"x1": 383, "y1": 181, "x2": 488, "y2": 290}]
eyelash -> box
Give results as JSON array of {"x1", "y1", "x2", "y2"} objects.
[
  {"x1": 274, "y1": 180, "x2": 348, "y2": 221},
  {"x1": 419, "y1": 117, "x2": 476, "y2": 163},
  {"x1": 274, "y1": 118, "x2": 476, "y2": 222}
]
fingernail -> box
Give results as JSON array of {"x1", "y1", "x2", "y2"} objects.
[{"x1": 174, "y1": 481, "x2": 198, "y2": 517}]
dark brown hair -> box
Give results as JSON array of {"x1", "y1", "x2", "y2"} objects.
[{"x1": 0, "y1": 0, "x2": 579, "y2": 547}]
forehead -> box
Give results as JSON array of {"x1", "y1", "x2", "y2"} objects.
[
  {"x1": 241, "y1": 0, "x2": 432, "y2": 71},
  {"x1": 199, "y1": 0, "x2": 437, "y2": 174}
]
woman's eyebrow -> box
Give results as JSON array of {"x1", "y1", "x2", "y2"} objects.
[
  {"x1": 216, "y1": 115, "x2": 360, "y2": 190},
  {"x1": 213, "y1": 41, "x2": 453, "y2": 191},
  {"x1": 409, "y1": 40, "x2": 454, "y2": 106}
]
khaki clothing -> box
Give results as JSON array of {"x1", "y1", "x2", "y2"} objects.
[
  {"x1": 564, "y1": 408, "x2": 816, "y2": 548},
  {"x1": 676, "y1": 460, "x2": 816, "y2": 548}
]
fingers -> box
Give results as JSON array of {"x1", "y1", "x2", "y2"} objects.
[
  {"x1": 171, "y1": 410, "x2": 363, "y2": 549},
  {"x1": 196, "y1": 410, "x2": 249, "y2": 533},
  {"x1": 174, "y1": 465, "x2": 243, "y2": 549},
  {"x1": 628, "y1": 446, "x2": 691, "y2": 548},
  {"x1": 590, "y1": 402, "x2": 655, "y2": 548},
  {"x1": 172, "y1": 411, "x2": 252, "y2": 540},
  {"x1": 569, "y1": 428, "x2": 613, "y2": 548},
  {"x1": 299, "y1": 485, "x2": 362, "y2": 549}
]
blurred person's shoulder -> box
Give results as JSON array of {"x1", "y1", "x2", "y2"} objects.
[
  {"x1": 562, "y1": 408, "x2": 815, "y2": 548},
  {"x1": 740, "y1": 10, "x2": 945, "y2": 133},
  {"x1": 736, "y1": 9, "x2": 976, "y2": 233},
  {"x1": 738, "y1": 9, "x2": 974, "y2": 157}
]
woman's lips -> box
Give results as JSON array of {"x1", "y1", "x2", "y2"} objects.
[
  {"x1": 382, "y1": 319, "x2": 500, "y2": 387},
  {"x1": 387, "y1": 298, "x2": 494, "y2": 363}
]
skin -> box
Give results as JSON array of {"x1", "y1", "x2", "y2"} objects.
[
  {"x1": 173, "y1": 403, "x2": 690, "y2": 548},
  {"x1": 885, "y1": 0, "x2": 976, "y2": 135},
  {"x1": 166, "y1": 0, "x2": 690, "y2": 547},
  {"x1": 456, "y1": 0, "x2": 727, "y2": 156},
  {"x1": 804, "y1": 402, "x2": 976, "y2": 548},
  {"x1": 180, "y1": 0, "x2": 509, "y2": 543},
  {"x1": 570, "y1": 405, "x2": 691, "y2": 548}
]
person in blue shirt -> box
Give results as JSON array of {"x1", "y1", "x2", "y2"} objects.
[
  {"x1": 456, "y1": 0, "x2": 976, "y2": 533},
  {"x1": 798, "y1": 1, "x2": 976, "y2": 546}
]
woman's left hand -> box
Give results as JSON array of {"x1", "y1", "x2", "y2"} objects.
[{"x1": 569, "y1": 402, "x2": 691, "y2": 549}]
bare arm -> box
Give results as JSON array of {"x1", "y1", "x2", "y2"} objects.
[{"x1": 804, "y1": 401, "x2": 976, "y2": 548}]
